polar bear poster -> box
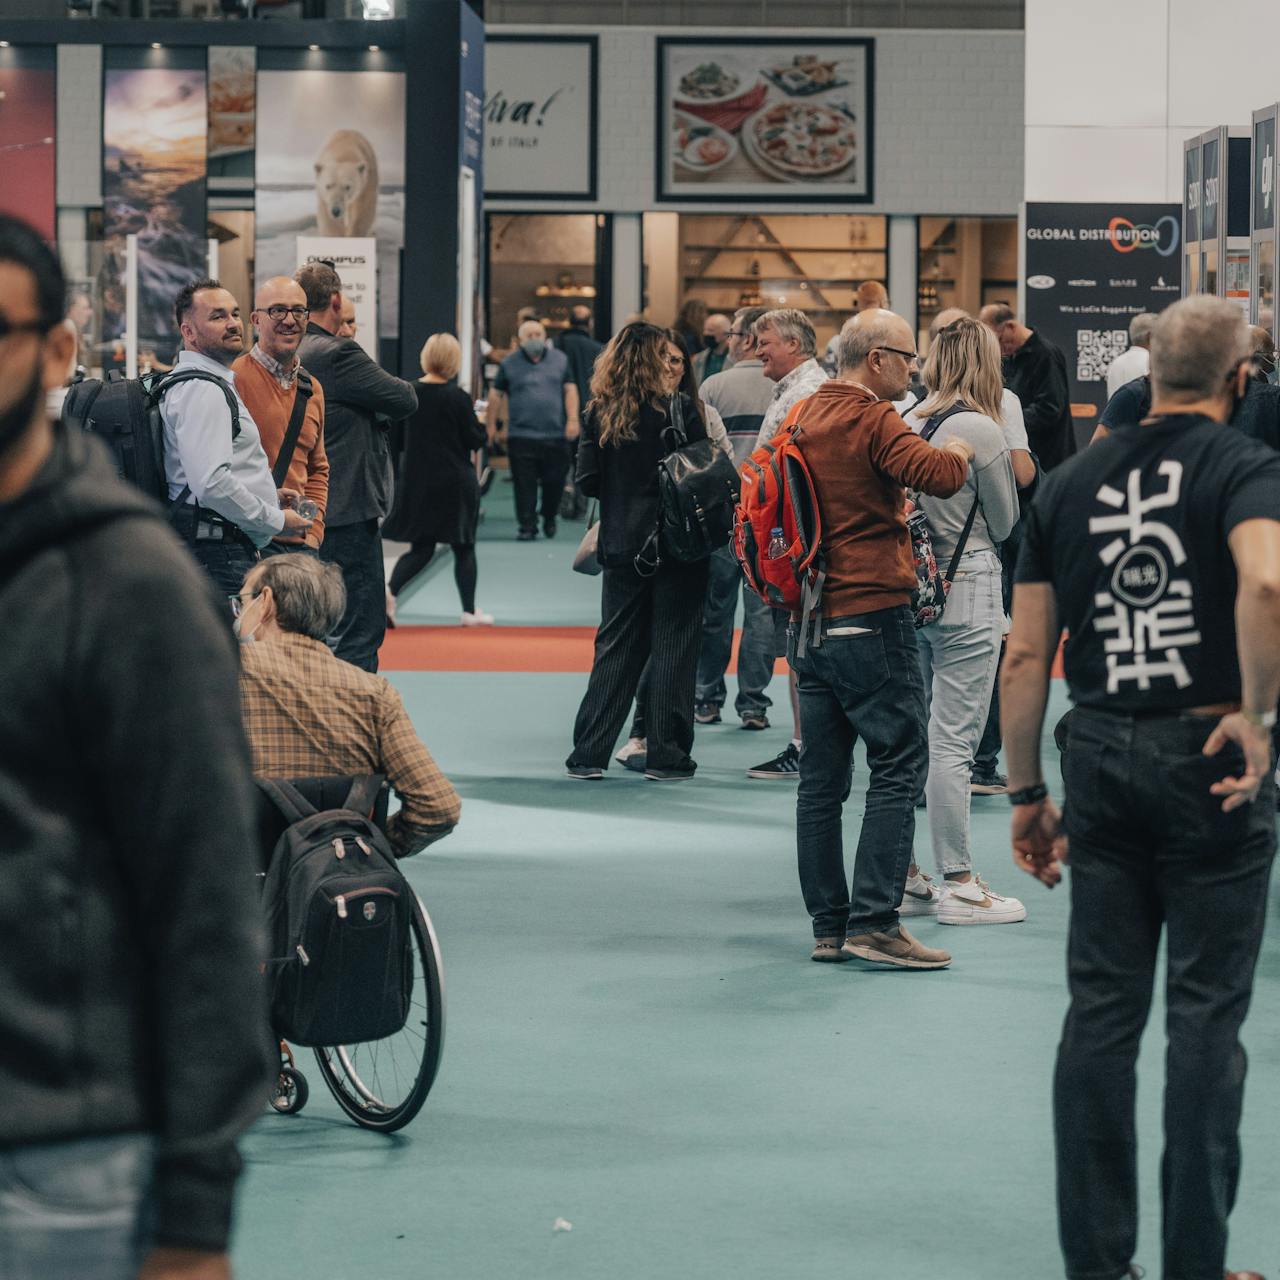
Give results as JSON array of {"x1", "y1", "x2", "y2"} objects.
[
  {"x1": 314, "y1": 130, "x2": 379, "y2": 237},
  {"x1": 255, "y1": 70, "x2": 404, "y2": 339}
]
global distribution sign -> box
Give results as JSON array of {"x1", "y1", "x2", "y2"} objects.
[{"x1": 1024, "y1": 202, "x2": 1182, "y2": 447}]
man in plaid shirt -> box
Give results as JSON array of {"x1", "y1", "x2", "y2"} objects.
[{"x1": 236, "y1": 555, "x2": 460, "y2": 856}]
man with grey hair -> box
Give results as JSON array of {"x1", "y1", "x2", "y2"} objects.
[
  {"x1": 787, "y1": 306, "x2": 972, "y2": 968},
  {"x1": 488, "y1": 318, "x2": 580, "y2": 541},
  {"x1": 1003, "y1": 293, "x2": 1280, "y2": 1280},
  {"x1": 740, "y1": 308, "x2": 831, "y2": 777},
  {"x1": 1105, "y1": 311, "x2": 1155, "y2": 398},
  {"x1": 237, "y1": 556, "x2": 461, "y2": 859}
]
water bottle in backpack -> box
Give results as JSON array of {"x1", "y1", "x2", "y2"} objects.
[{"x1": 766, "y1": 527, "x2": 788, "y2": 560}]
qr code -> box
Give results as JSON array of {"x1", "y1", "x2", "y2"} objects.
[{"x1": 1076, "y1": 329, "x2": 1129, "y2": 382}]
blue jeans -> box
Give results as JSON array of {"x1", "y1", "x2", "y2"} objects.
[
  {"x1": 1056, "y1": 708, "x2": 1275, "y2": 1280},
  {"x1": 693, "y1": 547, "x2": 742, "y2": 709},
  {"x1": 790, "y1": 605, "x2": 927, "y2": 939},
  {"x1": 0, "y1": 1134, "x2": 156, "y2": 1280},
  {"x1": 320, "y1": 518, "x2": 386, "y2": 672},
  {"x1": 736, "y1": 588, "x2": 786, "y2": 719},
  {"x1": 260, "y1": 541, "x2": 319, "y2": 559},
  {"x1": 189, "y1": 538, "x2": 258, "y2": 605}
]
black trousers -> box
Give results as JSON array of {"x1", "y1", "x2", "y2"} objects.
[
  {"x1": 1056, "y1": 707, "x2": 1275, "y2": 1280},
  {"x1": 568, "y1": 557, "x2": 709, "y2": 771},
  {"x1": 318, "y1": 518, "x2": 385, "y2": 673},
  {"x1": 507, "y1": 437, "x2": 569, "y2": 534}
]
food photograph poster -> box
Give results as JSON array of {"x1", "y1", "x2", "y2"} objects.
[{"x1": 657, "y1": 38, "x2": 874, "y2": 203}]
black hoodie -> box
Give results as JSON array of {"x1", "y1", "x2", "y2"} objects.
[{"x1": 0, "y1": 424, "x2": 273, "y2": 1251}]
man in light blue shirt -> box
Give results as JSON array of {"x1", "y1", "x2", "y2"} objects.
[{"x1": 162, "y1": 278, "x2": 312, "y2": 598}]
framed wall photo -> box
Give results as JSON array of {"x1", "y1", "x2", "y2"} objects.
[
  {"x1": 484, "y1": 35, "x2": 598, "y2": 201},
  {"x1": 657, "y1": 37, "x2": 874, "y2": 204}
]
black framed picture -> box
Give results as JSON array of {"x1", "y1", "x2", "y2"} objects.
[
  {"x1": 656, "y1": 36, "x2": 874, "y2": 204},
  {"x1": 485, "y1": 35, "x2": 599, "y2": 202}
]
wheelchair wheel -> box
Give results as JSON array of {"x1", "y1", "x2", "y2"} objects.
[
  {"x1": 312, "y1": 893, "x2": 444, "y2": 1133},
  {"x1": 271, "y1": 1065, "x2": 309, "y2": 1115}
]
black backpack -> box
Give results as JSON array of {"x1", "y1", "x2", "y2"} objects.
[
  {"x1": 62, "y1": 368, "x2": 240, "y2": 506},
  {"x1": 258, "y1": 775, "x2": 413, "y2": 1048},
  {"x1": 636, "y1": 394, "x2": 741, "y2": 574}
]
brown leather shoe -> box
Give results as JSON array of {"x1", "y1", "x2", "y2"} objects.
[
  {"x1": 841, "y1": 926, "x2": 951, "y2": 970},
  {"x1": 810, "y1": 937, "x2": 847, "y2": 963},
  {"x1": 1226, "y1": 1270, "x2": 1266, "y2": 1279}
]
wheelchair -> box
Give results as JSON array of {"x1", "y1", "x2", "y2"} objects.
[{"x1": 256, "y1": 774, "x2": 445, "y2": 1133}]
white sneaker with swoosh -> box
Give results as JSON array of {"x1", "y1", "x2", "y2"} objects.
[
  {"x1": 898, "y1": 870, "x2": 940, "y2": 916},
  {"x1": 937, "y1": 875, "x2": 1027, "y2": 925}
]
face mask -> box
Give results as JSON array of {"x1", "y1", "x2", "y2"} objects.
[
  {"x1": 520, "y1": 338, "x2": 547, "y2": 360},
  {"x1": 702, "y1": 334, "x2": 721, "y2": 351},
  {"x1": 0, "y1": 358, "x2": 45, "y2": 456},
  {"x1": 232, "y1": 615, "x2": 255, "y2": 645}
]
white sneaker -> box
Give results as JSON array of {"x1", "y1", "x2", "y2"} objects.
[
  {"x1": 461, "y1": 610, "x2": 495, "y2": 627},
  {"x1": 898, "y1": 870, "x2": 940, "y2": 916},
  {"x1": 937, "y1": 875, "x2": 1027, "y2": 926},
  {"x1": 615, "y1": 737, "x2": 646, "y2": 767}
]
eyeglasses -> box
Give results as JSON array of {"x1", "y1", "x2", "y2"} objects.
[
  {"x1": 261, "y1": 305, "x2": 309, "y2": 322},
  {"x1": 228, "y1": 591, "x2": 260, "y2": 618},
  {"x1": 0, "y1": 316, "x2": 47, "y2": 343},
  {"x1": 727, "y1": 330, "x2": 750, "y2": 338},
  {"x1": 665, "y1": 355, "x2": 686, "y2": 367},
  {"x1": 875, "y1": 345, "x2": 920, "y2": 364}
]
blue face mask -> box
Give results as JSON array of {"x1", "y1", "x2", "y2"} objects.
[{"x1": 521, "y1": 338, "x2": 547, "y2": 360}]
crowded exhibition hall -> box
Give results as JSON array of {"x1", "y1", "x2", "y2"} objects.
[{"x1": 3, "y1": 1, "x2": 1280, "y2": 1277}]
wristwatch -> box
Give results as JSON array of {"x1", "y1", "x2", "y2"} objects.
[
  {"x1": 1242, "y1": 708, "x2": 1278, "y2": 729},
  {"x1": 1007, "y1": 781, "x2": 1049, "y2": 807}
]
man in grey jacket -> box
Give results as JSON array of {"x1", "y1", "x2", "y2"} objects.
[
  {"x1": 296, "y1": 262, "x2": 417, "y2": 672},
  {"x1": 0, "y1": 213, "x2": 271, "y2": 1280}
]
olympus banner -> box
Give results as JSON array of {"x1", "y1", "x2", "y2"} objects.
[{"x1": 1024, "y1": 202, "x2": 1181, "y2": 444}]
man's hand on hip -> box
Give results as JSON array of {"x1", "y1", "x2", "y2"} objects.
[{"x1": 1203, "y1": 713, "x2": 1272, "y2": 812}]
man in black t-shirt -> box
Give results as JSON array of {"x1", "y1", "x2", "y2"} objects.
[{"x1": 1001, "y1": 295, "x2": 1280, "y2": 1280}]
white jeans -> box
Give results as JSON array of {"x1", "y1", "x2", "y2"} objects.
[{"x1": 917, "y1": 550, "x2": 1005, "y2": 877}]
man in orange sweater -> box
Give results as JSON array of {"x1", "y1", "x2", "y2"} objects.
[
  {"x1": 233, "y1": 277, "x2": 329, "y2": 555},
  {"x1": 793, "y1": 309, "x2": 974, "y2": 971}
]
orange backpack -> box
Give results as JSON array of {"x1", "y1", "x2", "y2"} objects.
[{"x1": 732, "y1": 401, "x2": 827, "y2": 654}]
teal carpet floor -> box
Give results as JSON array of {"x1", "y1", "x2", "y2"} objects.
[{"x1": 233, "y1": 489, "x2": 1280, "y2": 1280}]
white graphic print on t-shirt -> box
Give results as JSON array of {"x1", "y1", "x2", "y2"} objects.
[{"x1": 1087, "y1": 461, "x2": 1202, "y2": 693}]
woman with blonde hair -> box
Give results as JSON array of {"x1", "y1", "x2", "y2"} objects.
[
  {"x1": 566, "y1": 322, "x2": 710, "y2": 781},
  {"x1": 900, "y1": 317, "x2": 1023, "y2": 924},
  {"x1": 383, "y1": 332, "x2": 492, "y2": 625}
]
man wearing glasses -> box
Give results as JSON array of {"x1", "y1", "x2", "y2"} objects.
[
  {"x1": 163, "y1": 278, "x2": 314, "y2": 597},
  {"x1": 233, "y1": 277, "x2": 330, "y2": 558}
]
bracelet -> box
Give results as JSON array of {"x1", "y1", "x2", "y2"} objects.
[
  {"x1": 1242, "y1": 708, "x2": 1278, "y2": 729},
  {"x1": 1007, "y1": 781, "x2": 1049, "y2": 807}
]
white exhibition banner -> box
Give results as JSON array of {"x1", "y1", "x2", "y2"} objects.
[
  {"x1": 484, "y1": 37, "x2": 595, "y2": 198},
  {"x1": 296, "y1": 236, "x2": 379, "y2": 358}
]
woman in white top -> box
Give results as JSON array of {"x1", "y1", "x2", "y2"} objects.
[{"x1": 901, "y1": 318, "x2": 1025, "y2": 925}]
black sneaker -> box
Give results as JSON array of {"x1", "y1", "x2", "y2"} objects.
[
  {"x1": 747, "y1": 742, "x2": 800, "y2": 779},
  {"x1": 566, "y1": 764, "x2": 603, "y2": 781},
  {"x1": 645, "y1": 764, "x2": 696, "y2": 781},
  {"x1": 740, "y1": 713, "x2": 770, "y2": 731},
  {"x1": 517, "y1": 528, "x2": 537, "y2": 542},
  {"x1": 543, "y1": 519, "x2": 557, "y2": 539},
  {"x1": 694, "y1": 702, "x2": 722, "y2": 725},
  {"x1": 970, "y1": 768, "x2": 1008, "y2": 796}
]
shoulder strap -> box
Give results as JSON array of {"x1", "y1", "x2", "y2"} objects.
[
  {"x1": 256, "y1": 778, "x2": 318, "y2": 826},
  {"x1": 919, "y1": 402, "x2": 969, "y2": 444},
  {"x1": 663, "y1": 394, "x2": 688, "y2": 449},
  {"x1": 151, "y1": 369, "x2": 241, "y2": 440},
  {"x1": 944, "y1": 495, "x2": 982, "y2": 585},
  {"x1": 271, "y1": 370, "x2": 314, "y2": 489}
]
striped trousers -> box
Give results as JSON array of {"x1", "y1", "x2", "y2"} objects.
[{"x1": 568, "y1": 558, "x2": 709, "y2": 772}]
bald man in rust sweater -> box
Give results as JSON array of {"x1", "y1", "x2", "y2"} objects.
[{"x1": 793, "y1": 310, "x2": 974, "y2": 972}]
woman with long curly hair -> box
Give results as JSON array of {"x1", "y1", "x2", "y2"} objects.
[{"x1": 565, "y1": 322, "x2": 711, "y2": 781}]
